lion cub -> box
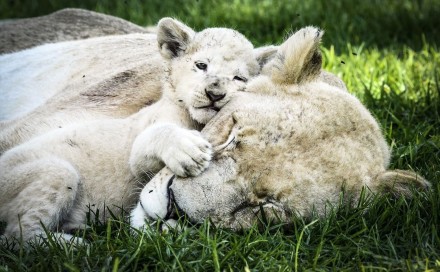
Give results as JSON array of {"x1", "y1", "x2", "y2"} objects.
[{"x1": 0, "y1": 18, "x2": 270, "y2": 243}]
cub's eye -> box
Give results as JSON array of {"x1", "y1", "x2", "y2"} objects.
[
  {"x1": 233, "y1": 76, "x2": 247, "y2": 82},
  {"x1": 195, "y1": 62, "x2": 207, "y2": 71}
]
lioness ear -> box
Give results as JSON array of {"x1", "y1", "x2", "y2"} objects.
[
  {"x1": 253, "y1": 45, "x2": 278, "y2": 69},
  {"x1": 269, "y1": 26, "x2": 323, "y2": 85},
  {"x1": 157, "y1": 18, "x2": 195, "y2": 59}
]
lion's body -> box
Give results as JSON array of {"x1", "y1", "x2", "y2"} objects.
[
  {"x1": 0, "y1": 9, "x2": 356, "y2": 243},
  {"x1": 0, "y1": 18, "x2": 265, "y2": 242},
  {"x1": 0, "y1": 99, "x2": 193, "y2": 237},
  {"x1": 0, "y1": 33, "x2": 164, "y2": 153},
  {"x1": 132, "y1": 27, "x2": 430, "y2": 231}
]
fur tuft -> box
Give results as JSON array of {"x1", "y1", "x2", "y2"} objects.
[{"x1": 266, "y1": 26, "x2": 323, "y2": 85}]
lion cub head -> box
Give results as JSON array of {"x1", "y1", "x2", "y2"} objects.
[{"x1": 156, "y1": 18, "x2": 277, "y2": 124}]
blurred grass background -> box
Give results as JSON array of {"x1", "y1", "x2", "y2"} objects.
[
  {"x1": 1, "y1": 0, "x2": 439, "y2": 50},
  {"x1": 0, "y1": 0, "x2": 439, "y2": 271}
]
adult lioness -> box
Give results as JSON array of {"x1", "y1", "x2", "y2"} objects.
[
  {"x1": 0, "y1": 18, "x2": 272, "y2": 243},
  {"x1": 131, "y1": 26, "x2": 430, "y2": 230}
]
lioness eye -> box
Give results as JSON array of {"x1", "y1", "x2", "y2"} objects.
[
  {"x1": 233, "y1": 76, "x2": 247, "y2": 82},
  {"x1": 195, "y1": 62, "x2": 207, "y2": 71}
]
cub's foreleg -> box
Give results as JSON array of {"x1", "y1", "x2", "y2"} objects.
[
  {"x1": 129, "y1": 122, "x2": 212, "y2": 178},
  {"x1": 0, "y1": 153, "x2": 81, "y2": 243}
]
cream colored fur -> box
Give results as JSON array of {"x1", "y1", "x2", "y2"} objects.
[
  {"x1": 0, "y1": 8, "x2": 159, "y2": 155},
  {"x1": 0, "y1": 33, "x2": 164, "y2": 153},
  {"x1": 0, "y1": 18, "x2": 269, "y2": 243},
  {"x1": 0, "y1": 33, "x2": 160, "y2": 120},
  {"x1": 132, "y1": 27, "x2": 430, "y2": 230}
]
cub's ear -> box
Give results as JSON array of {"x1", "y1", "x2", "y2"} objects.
[
  {"x1": 267, "y1": 26, "x2": 323, "y2": 85},
  {"x1": 157, "y1": 18, "x2": 196, "y2": 59},
  {"x1": 253, "y1": 45, "x2": 278, "y2": 69}
]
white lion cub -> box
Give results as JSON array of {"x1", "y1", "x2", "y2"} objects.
[{"x1": 0, "y1": 18, "x2": 269, "y2": 243}]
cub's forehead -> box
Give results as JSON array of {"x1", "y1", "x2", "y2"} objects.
[
  {"x1": 188, "y1": 28, "x2": 259, "y2": 74},
  {"x1": 190, "y1": 28, "x2": 253, "y2": 55},
  {"x1": 193, "y1": 28, "x2": 253, "y2": 49}
]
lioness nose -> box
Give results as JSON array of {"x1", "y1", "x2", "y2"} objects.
[{"x1": 205, "y1": 90, "x2": 226, "y2": 102}]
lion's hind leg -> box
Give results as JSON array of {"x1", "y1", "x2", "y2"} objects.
[{"x1": 0, "y1": 154, "x2": 81, "y2": 244}]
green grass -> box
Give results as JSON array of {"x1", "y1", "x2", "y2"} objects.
[
  {"x1": 1, "y1": 0, "x2": 440, "y2": 271},
  {"x1": 1, "y1": 0, "x2": 440, "y2": 50}
]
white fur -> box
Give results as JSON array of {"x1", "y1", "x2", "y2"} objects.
[
  {"x1": 0, "y1": 18, "x2": 269, "y2": 243},
  {"x1": 0, "y1": 44, "x2": 72, "y2": 119},
  {"x1": 0, "y1": 33, "x2": 157, "y2": 120}
]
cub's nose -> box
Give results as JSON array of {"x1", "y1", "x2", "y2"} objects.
[{"x1": 205, "y1": 90, "x2": 226, "y2": 102}]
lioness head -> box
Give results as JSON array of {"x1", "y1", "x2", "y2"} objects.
[
  {"x1": 131, "y1": 26, "x2": 429, "y2": 230},
  {"x1": 157, "y1": 18, "x2": 277, "y2": 124}
]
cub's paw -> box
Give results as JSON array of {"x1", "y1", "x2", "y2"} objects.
[{"x1": 160, "y1": 128, "x2": 212, "y2": 177}]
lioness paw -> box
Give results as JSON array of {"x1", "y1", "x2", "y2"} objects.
[{"x1": 161, "y1": 128, "x2": 212, "y2": 177}]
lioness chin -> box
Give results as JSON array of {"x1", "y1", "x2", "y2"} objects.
[{"x1": 0, "y1": 18, "x2": 273, "y2": 244}]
